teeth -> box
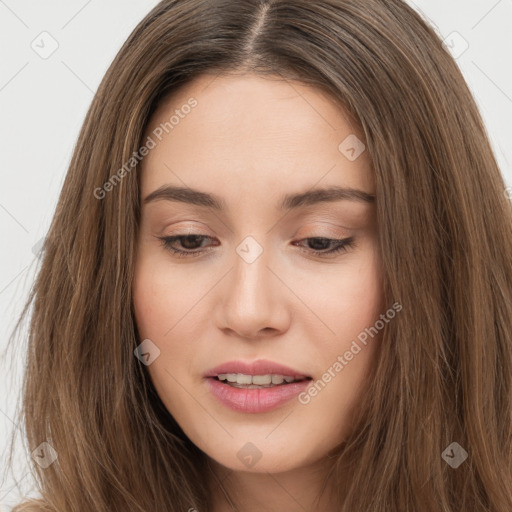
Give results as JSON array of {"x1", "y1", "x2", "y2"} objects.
[
  {"x1": 252, "y1": 374, "x2": 272, "y2": 385},
  {"x1": 271, "y1": 375, "x2": 284, "y2": 384},
  {"x1": 216, "y1": 373, "x2": 302, "y2": 386}
]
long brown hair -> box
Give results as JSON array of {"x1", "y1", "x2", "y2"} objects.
[{"x1": 6, "y1": 0, "x2": 512, "y2": 510}]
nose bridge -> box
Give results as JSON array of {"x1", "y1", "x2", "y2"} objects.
[
  {"x1": 214, "y1": 233, "x2": 289, "y2": 337},
  {"x1": 230, "y1": 234, "x2": 273, "y2": 308}
]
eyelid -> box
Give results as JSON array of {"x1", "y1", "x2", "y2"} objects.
[
  {"x1": 293, "y1": 222, "x2": 352, "y2": 239},
  {"x1": 159, "y1": 221, "x2": 214, "y2": 236},
  {"x1": 160, "y1": 219, "x2": 353, "y2": 240}
]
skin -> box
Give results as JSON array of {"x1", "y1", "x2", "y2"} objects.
[{"x1": 132, "y1": 72, "x2": 385, "y2": 511}]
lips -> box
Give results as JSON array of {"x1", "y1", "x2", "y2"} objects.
[
  {"x1": 204, "y1": 359, "x2": 313, "y2": 413},
  {"x1": 204, "y1": 359, "x2": 311, "y2": 379}
]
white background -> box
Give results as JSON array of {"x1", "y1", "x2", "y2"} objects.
[{"x1": 1, "y1": 0, "x2": 511, "y2": 509}]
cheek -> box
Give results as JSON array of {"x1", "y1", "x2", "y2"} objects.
[
  {"x1": 301, "y1": 242, "x2": 384, "y2": 339},
  {"x1": 132, "y1": 229, "x2": 221, "y2": 371},
  {"x1": 132, "y1": 261, "x2": 159, "y2": 340},
  {"x1": 302, "y1": 244, "x2": 384, "y2": 411},
  {"x1": 132, "y1": 247, "x2": 207, "y2": 351},
  {"x1": 132, "y1": 256, "x2": 195, "y2": 413},
  {"x1": 132, "y1": 250, "x2": 189, "y2": 339},
  {"x1": 342, "y1": 247, "x2": 384, "y2": 326}
]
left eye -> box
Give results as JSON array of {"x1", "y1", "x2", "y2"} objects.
[
  {"x1": 293, "y1": 236, "x2": 355, "y2": 256},
  {"x1": 157, "y1": 234, "x2": 355, "y2": 258},
  {"x1": 158, "y1": 234, "x2": 217, "y2": 257}
]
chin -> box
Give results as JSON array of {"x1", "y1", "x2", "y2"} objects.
[{"x1": 198, "y1": 433, "x2": 329, "y2": 475}]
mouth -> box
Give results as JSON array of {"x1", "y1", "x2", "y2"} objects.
[{"x1": 204, "y1": 360, "x2": 313, "y2": 413}]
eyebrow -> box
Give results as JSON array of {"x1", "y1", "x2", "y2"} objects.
[{"x1": 143, "y1": 185, "x2": 375, "y2": 211}]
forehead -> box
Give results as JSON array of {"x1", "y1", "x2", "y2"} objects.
[{"x1": 140, "y1": 73, "x2": 374, "y2": 202}]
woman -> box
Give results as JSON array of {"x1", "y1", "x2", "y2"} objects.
[{"x1": 7, "y1": 0, "x2": 512, "y2": 510}]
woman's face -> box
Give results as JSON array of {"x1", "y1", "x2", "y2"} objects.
[{"x1": 133, "y1": 72, "x2": 384, "y2": 474}]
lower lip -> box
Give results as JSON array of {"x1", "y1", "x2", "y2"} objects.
[{"x1": 206, "y1": 377, "x2": 311, "y2": 413}]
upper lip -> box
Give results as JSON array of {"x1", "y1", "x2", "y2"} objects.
[{"x1": 204, "y1": 359, "x2": 311, "y2": 379}]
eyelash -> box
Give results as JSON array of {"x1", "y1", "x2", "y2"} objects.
[{"x1": 156, "y1": 234, "x2": 356, "y2": 259}]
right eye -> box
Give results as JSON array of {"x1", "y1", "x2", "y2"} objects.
[{"x1": 157, "y1": 234, "x2": 217, "y2": 258}]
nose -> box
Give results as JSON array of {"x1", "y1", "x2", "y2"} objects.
[{"x1": 213, "y1": 245, "x2": 291, "y2": 340}]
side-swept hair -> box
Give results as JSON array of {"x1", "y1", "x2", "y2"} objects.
[{"x1": 7, "y1": 0, "x2": 512, "y2": 510}]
